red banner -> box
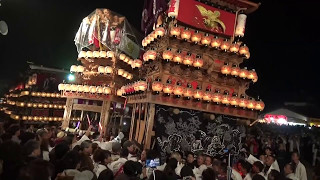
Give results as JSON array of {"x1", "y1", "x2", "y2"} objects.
[{"x1": 177, "y1": 0, "x2": 236, "y2": 36}]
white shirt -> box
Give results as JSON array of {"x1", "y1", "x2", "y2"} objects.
[
  {"x1": 109, "y1": 157, "x2": 127, "y2": 174},
  {"x1": 286, "y1": 173, "x2": 298, "y2": 180},
  {"x1": 93, "y1": 163, "x2": 107, "y2": 178},
  {"x1": 231, "y1": 169, "x2": 243, "y2": 180},
  {"x1": 294, "y1": 161, "x2": 307, "y2": 180},
  {"x1": 72, "y1": 134, "x2": 90, "y2": 149},
  {"x1": 243, "y1": 173, "x2": 252, "y2": 180}
]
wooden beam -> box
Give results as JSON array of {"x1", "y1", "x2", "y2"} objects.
[
  {"x1": 100, "y1": 100, "x2": 111, "y2": 133},
  {"x1": 62, "y1": 98, "x2": 73, "y2": 129},
  {"x1": 129, "y1": 103, "x2": 136, "y2": 140},
  {"x1": 144, "y1": 103, "x2": 155, "y2": 149},
  {"x1": 72, "y1": 104, "x2": 102, "y2": 113}
]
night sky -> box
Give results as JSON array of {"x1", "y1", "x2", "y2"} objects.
[{"x1": 0, "y1": 0, "x2": 320, "y2": 111}]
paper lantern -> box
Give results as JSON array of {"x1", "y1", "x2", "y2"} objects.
[
  {"x1": 64, "y1": 84, "x2": 71, "y2": 91},
  {"x1": 27, "y1": 103, "x2": 32, "y2": 107},
  {"x1": 83, "y1": 85, "x2": 90, "y2": 93},
  {"x1": 48, "y1": 117, "x2": 53, "y2": 121},
  {"x1": 142, "y1": 39, "x2": 147, "y2": 47},
  {"x1": 116, "y1": 89, "x2": 123, "y2": 96},
  {"x1": 58, "y1": 84, "x2": 65, "y2": 91},
  {"x1": 28, "y1": 116, "x2": 33, "y2": 121},
  {"x1": 100, "y1": 51, "x2": 107, "y2": 58},
  {"x1": 55, "y1": 93, "x2": 61, "y2": 98},
  {"x1": 191, "y1": 31, "x2": 201, "y2": 44},
  {"x1": 152, "y1": 79, "x2": 163, "y2": 93},
  {"x1": 163, "y1": 80, "x2": 174, "y2": 95},
  {"x1": 173, "y1": 82, "x2": 184, "y2": 97},
  {"x1": 247, "y1": 98, "x2": 256, "y2": 110},
  {"x1": 77, "y1": 65, "x2": 84, "y2": 73},
  {"x1": 33, "y1": 103, "x2": 38, "y2": 108},
  {"x1": 54, "y1": 117, "x2": 58, "y2": 121},
  {"x1": 181, "y1": 28, "x2": 191, "y2": 40},
  {"x1": 41, "y1": 92, "x2": 46, "y2": 97},
  {"x1": 245, "y1": 52, "x2": 250, "y2": 59},
  {"x1": 247, "y1": 69, "x2": 257, "y2": 80},
  {"x1": 71, "y1": 84, "x2": 78, "y2": 92},
  {"x1": 22, "y1": 116, "x2": 27, "y2": 120},
  {"x1": 118, "y1": 69, "x2": 124, "y2": 76},
  {"x1": 50, "y1": 93, "x2": 56, "y2": 98},
  {"x1": 203, "y1": 89, "x2": 212, "y2": 102},
  {"x1": 155, "y1": 26, "x2": 165, "y2": 38},
  {"x1": 134, "y1": 59, "x2": 143, "y2": 68},
  {"x1": 58, "y1": 117, "x2": 63, "y2": 121},
  {"x1": 119, "y1": 54, "x2": 126, "y2": 61},
  {"x1": 211, "y1": 37, "x2": 222, "y2": 48},
  {"x1": 239, "y1": 44, "x2": 249, "y2": 55},
  {"x1": 255, "y1": 99, "x2": 265, "y2": 111},
  {"x1": 70, "y1": 65, "x2": 77, "y2": 72},
  {"x1": 97, "y1": 86, "x2": 104, "y2": 94},
  {"x1": 122, "y1": 71, "x2": 128, "y2": 78},
  {"x1": 183, "y1": 53, "x2": 193, "y2": 66},
  {"x1": 212, "y1": 91, "x2": 222, "y2": 103},
  {"x1": 239, "y1": 67, "x2": 249, "y2": 79},
  {"x1": 170, "y1": 24, "x2": 181, "y2": 37},
  {"x1": 147, "y1": 49, "x2": 157, "y2": 61},
  {"x1": 58, "y1": 105, "x2": 63, "y2": 109},
  {"x1": 230, "y1": 94, "x2": 239, "y2": 106},
  {"x1": 43, "y1": 104, "x2": 48, "y2": 108},
  {"x1": 89, "y1": 86, "x2": 97, "y2": 94},
  {"x1": 137, "y1": 81, "x2": 146, "y2": 91},
  {"x1": 105, "y1": 66, "x2": 113, "y2": 74},
  {"x1": 148, "y1": 33, "x2": 155, "y2": 42},
  {"x1": 78, "y1": 51, "x2": 86, "y2": 58},
  {"x1": 86, "y1": 51, "x2": 93, "y2": 58},
  {"x1": 107, "y1": 51, "x2": 114, "y2": 58},
  {"x1": 46, "y1": 93, "x2": 51, "y2": 97},
  {"x1": 77, "y1": 85, "x2": 84, "y2": 93},
  {"x1": 193, "y1": 55, "x2": 203, "y2": 68},
  {"x1": 173, "y1": 50, "x2": 183, "y2": 64},
  {"x1": 38, "y1": 103, "x2": 43, "y2": 108},
  {"x1": 33, "y1": 116, "x2": 39, "y2": 121},
  {"x1": 103, "y1": 87, "x2": 111, "y2": 94},
  {"x1": 201, "y1": 33, "x2": 211, "y2": 46},
  {"x1": 221, "y1": 63, "x2": 231, "y2": 75},
  {"x1": 239, "y1": 95, "x2": 248, "y2": 108},
  {"x1": 235, "y1": 14, "x2": 247, "y2": 37},
  {"x1": 49, "y1": 104, "x2": 53, "y2": 108},
  {"x1": 221, "y1": 93, "x2": 231, "y2": 105},
  {"x1": 124, "y1": 57, "x2": 130, "y2": 63},
  {"x1": 231, "y1": 65, "x2": 240, "y2": 77},
  {"x1": 162, "y1": 48, "x2": 173, "y2": 61},
  {"x1": 44, "y1": 117, "x2": 48, "y2": 121},
  {"x1": 230, "y1": 43, "x2": 240, "y2": 53},
  {"x1": 193, "y1": 87, "x2": 204, "y2": 100},
  {"x1": 98, "y1": 66, "x2": 105, "y2": 74},
  {"x1": 220, "y1": 39, "x2": 231, "y2": 51},
  {"x1": 93, "y1": 51, "x2": 100, "y2": 58},
  {"x1": 127, "y1": 74, "x2": 133, "y2": 80}
]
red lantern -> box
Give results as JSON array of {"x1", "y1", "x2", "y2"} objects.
[
  {"x1": 231, "y1": 65, "x2": 240, "y2": 77},
  {"x1": 143, "y1": 51, "x2": 149, "y2": 62},
  {"x1": 230, "y1": 94, "x2": 239, "y2": 106},
  {"x1": 203, "y1": 88, "x2": 212, "y2": 102},
  {"x1": 163, "y1": 79, "x2": 174, "y2": 95},
  {"x1": 191, "y1": 30, "x2": 201, "y2": 44},
  {"x1": 201, "y1": 33, "x2": 211, "y2": 46},
  {"x1": 221, "y1": 93, "x2": 231, "y2": 105},
  {"x1": 173, "y1": 50, "x2": 183, "y2": 64},
  {"x1": 229, "y1": 43, "x2": 240, "y2": 53},
  {"x1": 183, "y1": 84, "x2": 194, "y2": 99},
  {"x1": 221, "y1": 63, "x2": 231, "y2": 75},
  {"x1": 212, "y1": 90, "x2": 222, "y2": 103},
  {"x1": 146, "y1": 49, "x2": 157, "y2": 61},
  {"x1": 193, "y1": 55, "x2": 203, "y2": 68},
  {"x1": 181, "y1": 28, "x2": 191, "y2": 40},
  {"x1": 239, "y1": 67, "x2": 249, "y2": 79},
  {"x1": 173, "y1": 82, "x2": 184, "y2": 97},
  {"x1": 245, "y1": 52, "x2": 250, "y2": 59},
  {"x1": 162, "y1": 48, "x2": 174, "y2": 61},
  {"x1": 170, "y1": 24, "x2": 181, "y2": 37},
  {"x1": 247, "y1": 98, "x2": 256, "y2": 110},
  {"x1": 183, "y1": 53, "x2": 194, "y2": 66},
  {"x1": 247, "y1": 69, "x2": 257, "y2": 80},
  {"x1": 211, "y1": 37, "x2": 222, "y2": 48},
  {"x1": 134, "y1": 59, "x2": 143, "y2": 68},
  {"x1": 152, "y1": 79, "x2": 163, "y2": 93},
  {"x1": 193, "y1": 86, "x2": 203, "y2": 100},
  {"x1": 155, "y1": 26, "x2": 165, "y2": 38},
  {"x1": 220, "y1": 39, "x2": 231, "y2": 51},
  {"x1": 239, "y1": 44, "x2": 249, "y2": 55},
  {"x1": 239, "y1": 96, "x2": 248, "y2": 108},
  {"x1": 142, "y1": 39, "x2": 147, "y2": 47},
  {"x1": 255, "y1": 99, "x2": 265, "y2": 111},
  {"x1": 148, "y1": 33, "x2": 155, "y2": 42}
]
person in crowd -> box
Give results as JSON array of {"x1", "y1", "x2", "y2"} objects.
[
  {"x1": 204, "y1": 155, "x2": 213, "y2": 168},
  {"x1": 139, "y1": 149, "x2": 148, "y2": 166},
  {"x1": 93, "y1": 149, "x2": 113, "y2": 179},
  {"x1": 291, "y1": 151, "x2": 307, "y2": 180},
  {"x1": 267, "y1": 169, "x2": 283, "y2": 180},
  {"x1": 283, "y1": 163, "x2": 297, "y2": 180},
  {"x1": 185, "y1": 152, "x2": 197, "y2": 169},
  {"x1": 241, "y1": 161, "x2": 252, "y2": 180},
  {"x1": 217, "y1": 162, "x2": 227, "y2": 180},
  {"x1": 252, "y1": 174, "x2": 266, "y2": 180},
  {"x1": 123, "y1": 140, "x2": 137, "y2": 161},
  {"x1": 7, "y1": 124, "x2": 21, "y2": 144},
  {"x1": 212, "y1": 159, "x2": 221, "y2": 174},
  {"x1": 18, "y1": 159, "x2": 54, "y2": 180},
  {"x1": 252, "y1": 161, "x2": 265, "y2": 177},
  {"x1": 115, "y1": 160, "x2": 142, "y2": 180},
  {"x1": 264, "y1": 147, "x2": 273, "y2": 156},
  {"x1": 163, "y1": 158, "x2": 179, "y2": 180},
  {"x1": 80, "y1": 140, "x2": 94, "y2": 171},
  {"x1": 202, "y1": 167, "x2": 216, "y2": 180},
  {"x1": 36, "y1": 128, "x2": 50, "y2": 161},
  {"x1": 193, "y1": 154, "x2": 207, "y2": 179},
  {"x1": 111, "y1": 142, "x2": 121, "y2": 161},
  {"x1": 110, "y1": 147, "x2": 129, "y2": 175},
  {"x1": 23, "y1": 140, "x2": 41, "y2": 164},
  {"x1": 276, "y1": 143, "x2": 288, "y2": 172},
  {"x1": 19, "y1": 131, "x2": 36, "y2": 145},
  {"x1": 180, "y1": 165, "x2": 195, "y2": 180}
]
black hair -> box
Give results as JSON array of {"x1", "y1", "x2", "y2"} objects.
[
  {"x1": 202, "y1": 168, "x2": 216, "y2": 180},
  {"x1": 7, "y1": 124, "x2": 20, "y2": 136},
  {"x1": 185, "y1": 151, "x2": 194, "y2": 157},
  {"x1": 123, "y1": 160, "x2": 143, "y2": 177},
  {"x1": 241, "y1": 161, "x2": 252, "y2": 173},
  {"x1": 61, "y1": 150, "x2": 81, "y2": 170},
  {"x1": 80, "y1": 140, "x2": 92, "y2": 150},
  {"x1": 286, "y1": 162, "x2": 296, "y2": 173},
  {"x1": 20, "y1": 132, "x2": 36, "y2": 145},
  {"x1": 24, "y1": 140, "x2": 40, "y2": 156},
  {"x1": 220, "y1": 162, "x2": 228, "y2": 173},
  {"x1": 252, "y1": 174, "x2": 265, "y2": 180},
  {"x1": 93, "y1": 149, "x2": 111, "y2": 163},
  {"x1": 163, "y1": 158, "x2": 178, "y2": 177},
  {"x1": 180, "y1": 166, "x2": 195, "y2": 178},
  {"x1": 292, "y1": 151, "x2": 300, "y2": 158},
  {"x1": 253, "y1": 161, "x2": 264, "y2": 172},
  {"x1": 120, "y1": 147, "x2": 129, "y2": 158},
  {"x1": 54, "y1": 141, "x2": 70, "y2": 160}
]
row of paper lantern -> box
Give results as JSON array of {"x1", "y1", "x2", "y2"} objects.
[
  {"x1": 119, "y1": 80, "x2": 148, "y2": 96},
  {"x1": 18, "y1": 115, "x2": 63, "y2": 121},
  {"x1": 7, "y1": 100, "x2": 65, "y2": 109},
  {"x1": 119, "y1": 53, "x2": 143, "y2": 68},
  {"x1": 31, "y1": 92, "x2": 62, "y2": 98},
  {"x1": 70, "y1": 65, "x2": 85, "y2": 73},
  {"x1": 151, "y1": 81, "x2": 264, "y2": 111},
  {"x1": 58, "y1": 84, "x2": 112, "y2": 94},
  {"x1": 117, "y1": 69, "x2": 133, "y2": 80},
  {"x1": 141, "y1": 25, "x2": 166, "y2": 47},
  {"x1": 221, "y1": 64, "x2": 258, "y2": 82},
  {"x1": 143, "y1": 48, "x2": 204, "y2": 68},
  {"x1": 78, "y1": 51, "x2": 115, "y2": 59}
]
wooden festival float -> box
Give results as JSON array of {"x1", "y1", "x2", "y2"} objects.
[
  {"x1": 122, "y1": 0, "x2": 265, "y2": 152},
  {"x1": 58, "y1": 9, "x2": 142, "y2": 134},
  {"x1": 0, "y1": 64, "x2": 67, "y2": 125}
]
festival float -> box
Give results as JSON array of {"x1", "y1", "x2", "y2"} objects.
[
  {"x1": 121, "y1": 0, "x2": 264, "y2": 159},
  {"x1": 59, "y1": 9, "x2": 141, "y2": 134},
  {"x1": 0, "y1": 64, "x2": 67, "y2": 124}
]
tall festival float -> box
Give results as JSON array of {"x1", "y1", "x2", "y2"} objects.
[
  {"x1": 58, "y1": 9, "x2": 142, "y2": 135},
  {"x1": 122, "y1": 0, "x2": 265, "y2": 160}
]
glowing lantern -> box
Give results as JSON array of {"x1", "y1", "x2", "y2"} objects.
[
  {"x1": 89, "y1": 86, "x2": 97, "y2": 94},
  {"x1": 163, "y1": 79, "x2": 174, "y2": 95},
  {"x1": 191, "y1": 30, "x2": 201, "y2": 44},
  {"x1": 203, "y1": 87, "x2": 212, "y2": 102},
  {"x1": 38, "y1": 103, "x2": 43, "y2": 108},
  {"x1": 77, "y1": 65, "x2": 84, "y2": 73},
  {"x1": 46, "y1": 93, "x2": 51, "y2": 97},
  {"x1": 211, "y1": 36, "x2": 222, "y2": 48},
  {"x1": 230, "y1": 93, "x2": 239, "y2": 106},
  {"x1": 41, "y1": 92, "x2": 46, "y2": 97},
  {"x1": 220, "y1": 39, "x2": 231, "y2": 51},
  {"x1": 239, "y1": 67, "x2": 249, "y2": 79},
  {"x1": 22, "y1": 116, "x2": 27, "y2": 120},
  {"x1": 146, "y1": 49, "x2": 157, "y2": 61},
  {"x1": 193, "y1": 86, "x2": 204, "y2": 100},
  {"x1": 71, "y1": 84, "x2": 78, "y2": 92},
  {"x1": 107, "y1": 51, "x2": 114, "y2": 58},
  {"x1": 127, "y1": 74, "x2": 133, "y2": 80},
  {"x1": 231, "y1": 65, "x2": 240, "y2": 77},
  {"x1": 78, "y1": 51, "x2": 86, "y2": 58},
  {"x1": 173, "y1": 82, "x2": 184, "y2": 97},
  {"x1": 77, "y1": 85, "x2": 84, "y2": 93},
  {"x1": 103, "y1": 87, "x2": 111, "y2": 94},
  {"x1": 170, "y1": 24, "x2": 181, "y2": 37},
  {"x1": 64, "y1": 84, "x2": 71, "y2": 91},
  {"x1": 97, "y1": 86, "x2": 103, "y2": 94},
  {"x1": 247, "y1": 69, "x2": 257, "y2": 80},
  {"x1": 83, "y1": 85, "x2": 90, "y2": 93},
  {"x1": 105, "y1": 66, "x2": 113, "y2": 74},
  {"x1": 181, "y1": 28, "x2": 191, "y2": 40},
  {"x1": 70, "y1": 65, "x2": 77, "y2": 73},
  {"x1": 119, "y1": 54, "x2": 126, "y2": 61},
  {"x1": 142, "y1": 39, "x2": 147, "y2": 47},
  {"x1": 28, "y1": 116, "x2": 33, "y2": 121},
  {"x1": 239, "y1": 95, "x2": 248, "y2": 108},
  {"x1": 152, "y1": 78, "x2": 163, "y2": 93},
  {"x1": 98, "y1": 66, "x2": 105, "y2": 74},
  {"x1": 138, "y1": 81, "x2": 147, "y2": 91},
  {"x1": 100, "y1": 51, "x2": 107, "y2": 58},
  {"x1": 148, "y1": 33, "x2": 155, "y2": 42},
  {"x1": 58, "y1": 83, "x2": 65, "y2": 91},
  {"x1": 124, "y1": 57, "x2": 130, "y2": 63},
  {"x1": 86, "y1": 51, "x2": 93, "y2": 58},
  {"x1": 123, "y1": 71, "x2": 128, "y2": 78},
  {"x1": 93, "y1": 51, "x2": 100, "y2": 58},
  {"x1": 44, "y1": 117, "x2": 48, "y2": 121},
  {"x1": 245, "y1": 52, "x2": 250, "y2": 59},
  {"x1": 247, "y1": 98, "x2": 256, "y2": 110},
  {"x1": 255, "y1": 99, "x2": 265, "y2": 111},
  {"x1": 33, "y1": 116, "x2": 39, "y2": 121},
  {"x1": 33, "y1": 103, "x2": 38, "y2": 108},
  {"x1": 183, "y1": 84, "x2": 194, "y2": 99},
  {"x1": 43, "y1": 104, "x2": 48, "y2": 108},
  {"x1": 221, "y1": 92, "x2": 231, "y2": 105},
  {"x1": 134, "y1": 59, "x2": 143, "y2": 68},
  {"x1": 155, "y1": 25, "x2": 165, "y2": 38},
  {"x1": 162, "y1": 48, "x2": 173, "y2": 62},
  {"x1": 201, "y1": 33, "x2": 211, "y2": 46},
  {"x1": 48, "y1": 117, "x2": 53, "y2": 121},
  {"x1": 118, "y1": 69, "x2": 124, "y2": 76},
  {"x1": 143, "y1": 51, "x2": 149, "y2": 62},
  {"x1": 49, "y1": 104, "x2": 53, "y2": 108},
  {"x1": 27, "y1": 103, "x2": 32, "y2": 107},
  {"x1": 193, "y1": 55, "x2": 203, "y2": 68},
  {"x1": 239, "y1": 44, "x2": 249, "y2": 55},
  {"x1": 212, "y1": 90, "x2": 222, "y2": 104},
  {"x1": 183, "y1": 52, "x2": 193, "y2": 66},
  {"x1": 229, "y1": 43, "x2": 240, "y2": 53},
  {"x1": 128, "y1": 59, "x2": 134, "y2": 66},
  {"x1": 173, "y1": 50, "x2": 183, "y2": 64},
  {"x1": 221, "y1": 63, "x2": 231, "y2": 75},
  {"x1": 117, "y1": 89, "x2": 123, "y2": 96}
]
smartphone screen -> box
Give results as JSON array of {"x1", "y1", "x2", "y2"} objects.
[{"x1": 146, "y1": 158, "x2": 160, "y2": 168}]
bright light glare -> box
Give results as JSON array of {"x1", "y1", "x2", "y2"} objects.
[
  {"x1": 123, "y1": 122, "x2": 127, "y2": 125},
  {"x1": 68, "y1": 74, "x2": 75, "y2": 81}
]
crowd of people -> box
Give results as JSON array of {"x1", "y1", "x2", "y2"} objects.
[{"x1": 0, "y1": 121, "x2": 319, "y2": 180}]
